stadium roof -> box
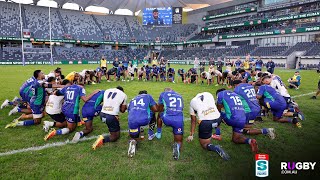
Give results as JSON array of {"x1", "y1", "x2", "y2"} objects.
[{"x1": 49, "y1": 0, "x2": 230, "y2": 12}]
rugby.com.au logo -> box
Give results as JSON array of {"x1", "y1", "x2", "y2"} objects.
[{"x1": 281, "y1": 162, "x2": 316, "y2": 174}]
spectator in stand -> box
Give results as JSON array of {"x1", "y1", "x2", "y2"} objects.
[{"x1": 266, "y1": 59, "x2": 275, "y2": 74}]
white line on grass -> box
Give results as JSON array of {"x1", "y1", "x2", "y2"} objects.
[
  {"x1": 292, "y1": 92, "x2": 315, "y2": 98},
  {"x1": 0, "y1": 92, "x2": 315, "y2": 156}
]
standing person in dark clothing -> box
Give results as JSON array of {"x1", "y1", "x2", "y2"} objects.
[
  {"x1": 266, "y1": 59, "x2": 275, "y2": 74},
  {"x1": 216, "y1": 58, "x2": 223, "y2": 73},
  {"x1": 209, "y1": 58, "x2": 215, "y2": 66}
]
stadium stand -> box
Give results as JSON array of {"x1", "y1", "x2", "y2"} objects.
[
  {"x1": 59, "y1": 9, "x2": 104, "y2": 41},
  {"x1": 251, "y1": 46, "x2": 289, "y2": 56},
  {"x1": 282, "y1": 42, "x2": 317, "y2": 56},
  {"x1": 24, "y1": 5, "x2": 65, "y2": 39},
  {"x1": 94, "y1": 15, "x2": 131, "y2": 42},
  {"x1": 305, "y1": 42, "x2": 320, "y2": 56},
  {"x1": 0, "y1": 2, "x2": 20, "y2": 37}
]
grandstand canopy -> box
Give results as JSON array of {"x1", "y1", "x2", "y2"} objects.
[{"x1": 4, "y1": 0, "x2": 231, "y2": 13}]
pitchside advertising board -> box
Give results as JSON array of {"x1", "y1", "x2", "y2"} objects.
[{"x1": 142, "y1": 7, "x2": 182, "y2": 26}]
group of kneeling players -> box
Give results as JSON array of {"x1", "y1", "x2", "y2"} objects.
[{"x1": 1, "y1": 64, "x2": 305, "y2": 161}]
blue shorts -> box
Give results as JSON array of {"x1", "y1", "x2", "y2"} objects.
[
  {"x1": 128, "y1": 118, "x2": 150, "y2": 137},
  {"x1": 19, "y1": 90, "x2": 30, "y2": 103},
  {"x1": 100, "y1": 112, "x2": 120, "y2": 132},
  {"x1": 64, "y1": 113, "x2": 80, "y2": 123},
  {"x1": 221, "y1": 112, "x2": 246, "y2": 133},
  {"x1": 30, "y1": 103, "x2": 44, "y2": 115},
  {"x1": 198, "y1": 118, "x2": 221, "y2": 139},
  {"x1": 245, "y1": 110, "x2": 260, "y2": 124},
  {"x1": 265, "y1": 100, "x2": 286, "y2": 118},
  {"x1": 82, "y1": 105, "x2": 102, "y2": 122},
  {"x1": 160, "y1": 114, "x2": 184, "y2": 135}
]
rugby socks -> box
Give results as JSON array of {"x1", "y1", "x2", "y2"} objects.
[
  {"x1": 79, "y1": 131, "x2": 84, "y2": 137},
  {"x1": 17, "y1": 107, "x2": 22, "y2": 113},
  {"x1": 261, "y1": 128, "x2": 268, "y2": 135},
  {"x1": 47, "y1": 121, "x2": 55, "y2": 127},
  {"x1": 206, "y1": 144, "x2": 218, "y2": 151},
  {"x1": 215, "y1": 127, "x2": 221, "y2": 136},
  {"x1": 9, "y1": 101, "x2": 14, "y2": 105},
  {"x1": 16, "y1": 120, "x2": 35, "y2": 126},
  {"x1": 245, "y1": 138, "x2": 252, "y2": 144},
  {"x1": 103, "y1": 136, "x2": 110, "y2": 143},
  {"x1": 157, "y1": 128, "x2": 162, "y2": 133},
  {"x1": 56, "y1": 128, "x2": 70, "y2": 135}
]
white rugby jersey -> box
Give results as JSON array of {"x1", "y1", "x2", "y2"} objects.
[
  {"x1": 79, "y1": 69, "x2": 88, "y2": 78},
  {"x1": 46, "y1": 95, "x2": 64, "y2": 115},
  {"x1": 190, "y1": 92, "x2": 220, "y2": 120},
  {"x1": 270, "y1": 75, "x2": 290, "y2": 98},
  {"x1": 214, "y1": 70, "x2": 222, "y2": 77},
  {"x1": 101, "y1": 88, "x2": 127, "y2": 115},
  {"x1": 204, "y1": 71, "x2": 212, "y2": 79}
]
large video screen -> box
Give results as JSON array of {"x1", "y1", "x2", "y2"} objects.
[{"x1": 143, "y1": 7, "x2": 172, "y2": 26}]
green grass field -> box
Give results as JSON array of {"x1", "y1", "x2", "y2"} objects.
[{"x1": 0, "y1": 64, "x2": 319, "y2": 179}]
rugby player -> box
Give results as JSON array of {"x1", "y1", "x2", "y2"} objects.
[
  {"x1": 234, "y1": 57, "x2": 242, "y2": 72},
  {"x1": 42, "y1": 79, "x2": 68, "y2": 132},
  {"x1": 127, "y1": 90, "x2": 158, "y2": 157},
  {"x1": 157, "y1": 88, "x2": 184, "y2": 160},
  {"x1": 6, "y1": 70, "x2": 62, "y2": 128},
  {"x1": 167, "y1": 67, "x2": 175, "y2": 83},
  {"x1": 200, "y1": 71, "x2": 212, "y2": 85},
  {"x1": 151, "y1": 64, "x2": 160, "y2": 81},
  {"x1": 186, "y1": 68, "x2": 198, "y2": 85},
  {"x1": 127, "y1": 64, "x2": 135, "y2": 81},
  {"x1": 255, "y1": 78, "x2": 301, "y2": 128},
  {"x1": 177, "y1": 68, "x2": 185, "y2": 83},
  {"x1": 92, "y1": 86, "x2": 127, "y2": 150},
  {"x1": 187, "y1": 92, "x2": 230, "y2": 160},
  {"x1": 132, "y1": 56, "x2": 139, "y2": 76},
  {"x1": 264, "y1": 74, "x2": 304, "y2": 120},
  {"x1": 239, "y1": 69, "x2": 253, "y2": 84},
  {"x1": 233, "y1": 80, "x2": 275, "y2": 138},
  {"x1": 254, "y1": 57, "x2": 264, "y2": 71},
  {"x1": 137, "y1": 67, "x2": 145, "y2": 81},
  {"x1": 72, "y1": 90, "x2": 105, "y2": 143},
  {"x1": 216, "y1": 89, "x2": 259, "y2": 153},
  {"x1": 44, "y1": 80, "x2": 100, "y2": 140}
]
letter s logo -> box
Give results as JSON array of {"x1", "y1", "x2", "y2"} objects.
[{"x1": 257, "y1": 161, "x2": 267, "y2": 170}]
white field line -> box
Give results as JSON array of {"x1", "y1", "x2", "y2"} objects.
[
  {"x1": 291, "y1": 92, "x2": 315, "y2": 98},
  {"x1": 0, "y1": 92, "x2": 315, "y2": 156}
]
